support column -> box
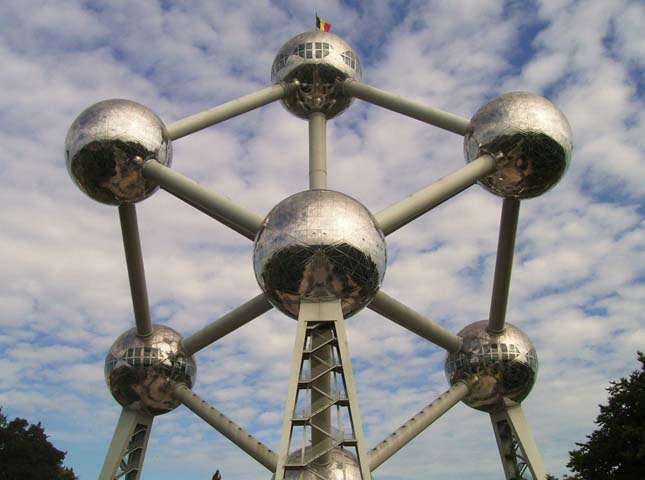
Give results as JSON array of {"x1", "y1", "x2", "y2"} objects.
[
  {"x1": 488, "y1": 198, "x2": 521, "y2": 334},
  {"x1": 118, "y1": 205, "x2": 152, "y2": 337},
  {"x1": 275, "y1": 299, "x2": 371, "y2": 480},
  {"x1": 309, "y1": 112, "x2": 327, "y2": 190},
  {"x1": 99, "y1": 408, "x2": 153, "y2": 480},
  {"x1": 490, "y1": 402, "x2": 546, "y2": 480}
]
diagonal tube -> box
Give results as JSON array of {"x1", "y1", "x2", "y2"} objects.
[
  {"x1": 118, "y1": 204, "x2": 153, "y2": 337},
  {"x1": 368, "y1": 378, "x2": 475, "y2": 471},
  {"x1": 182, "y1": 294, "x2": 273, "y2": 355},
  {"x1": 309, "y1": 112, "x2": 327, "y2": 190},
  {"x1": 142, "y1": 160, "x2": 264, "y2": 240},
  {"x1": 173, "y1": 384, "x2": 278, "y2": 472},
  {"x1": 375, "y1": 154, "x2": 496, "y2": 236},
  {"x1": 487, "y1": 198, "x2": 521, "y2": 334},
  {"x1": 342, "y1": 79, "x2": 470, "y2": 135},
  {"x1": 167, "y1": 82, "x2": 297, "y2": 140},
  {"x1": 368, "y1": 291, "x2": 462, "y2": 353}
]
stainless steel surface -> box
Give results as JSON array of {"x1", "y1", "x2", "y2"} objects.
[
  {"x1": 272, "y1": 31, "x2": 361, "y2": 119},
  {"x1": 167, "y1": 83, "x2": 294, "y2": 140},
  {"x1": 488, "y1": 198, "x2": 520, "y2": 333},
  {"x1": 368, "y1": 378, "x2": 474, "y2": 471},
  {"x1": 181, "y1": 294, "x2": 273, "y2": 355},
  {"x1": 464, "y1": 92, "x2": 573, "y2": 198},
  {"x1": 65, "y1": 99, "x2": 172, "y2": 205},
  {"x1": 253, "y1": 190, "x2": 386, "y2": 318},
  {"x1": 445, "y1": 321, "x2": 537, "y2": 412},
  {"x1": 119, "y1": 204, "x2": 152, "y2": 337},
  {"x1": 342, "y1": 79, "x2": 470, "y2": 135},
  {"x1": 375, "y1": 154, "x2": 496, "y2": 236},
  {"x1": 368, "y1": 290, "x2": 462, "y2": 353},
  {"x1": 173, "y1": 384, "x2": 278, "y2": 472},
  {"x1": 142, "y1": 160, "x2": 263, "y2": 240},
  {"x1": 274, "y1": 447, "x2": 363, "y2": 480},
  {"x1": 105, "y1": 325, "x2": 196, "y2": 416},
  {"x1": 309, "y1": 112, "x2": 327, "y2": 189}
]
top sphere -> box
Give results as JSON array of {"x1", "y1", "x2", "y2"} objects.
[
  {"x1": 271, "y1": 31, "x2": 362, "y2": 119},
  {"x1": 105, "y1": 324, "x2": 196, "y2": 416},
  {"x1": 445, "y1": 320, "x2": 538, "y2": 412},
  {"x1": 464, "y1": 92, "x2": 572, "y2": 199},
  {"x1": 253, "y1": 190, "x2": 386, "y2": 319},
  {"x1": 65, "y1": 99, "x2": 172, "y2": 205}
]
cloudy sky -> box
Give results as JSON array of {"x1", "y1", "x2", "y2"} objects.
[{"x1": 1, "y1": 0, "x2": 643, "y2": 479}]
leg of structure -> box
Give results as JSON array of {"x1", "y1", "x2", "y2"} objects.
[
  {"x1": 342, "y1": 79, "x2": 470, "y2": 135},
  {"x1": 167, "y1": 82, "x2": 297, "y2": 140},
  {"x1": 488, "y1": 198, "x2": 521, "y2": 334},
  {"x1": 181, "y1": 294, "x2": 272, "y2": 355},
  {"x1": 142, "y1": 160, "x2": 264, "y2": 240},
  {"x1": 99, "y1": 408, "x2": 153, "y2": 480},
  {"x1": 375, "y1": 155, "x2": 496, "y2": 236},
  {"x1": 309, "y1": 112, "x2": 327, "y2": 190},
  {"x1": 118, "y1": 205, "x2": 152, "y2": 337},
  {"x1": 173, "y1": 384, "x2": 278, "y2": 472},
  {"x1": 368, "y1": 291, "x2": 462, "y2": 353},
  {"x1": 275, "y1": 300, "x2": 372, "y2": 480},
  {"x1": 490, "y1": 403, "x2": 546, "y2": 480},
  {"x1": 368, "y1": 378, "x2": 475, "y2": 471}
]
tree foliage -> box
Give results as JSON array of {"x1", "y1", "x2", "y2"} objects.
[
  {"x1": 564, "y1": 352, "x2": 645, "y2": 479},
  {"x1": 0, "y1": 408, "x2": 77, "y2": 480}
]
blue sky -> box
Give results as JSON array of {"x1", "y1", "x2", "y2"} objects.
[{"x1": 0, "y1": 1, "x2": 644, "y2": 479}]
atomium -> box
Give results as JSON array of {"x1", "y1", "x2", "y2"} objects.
[
  {"x1": 65, "y1": 25, "x2": 574, "y2": 480},
  {"x1": 445, "y1": 320, "x2": 538, "y2": 412},
  {"x1": 105, "y1": 324, "x2": 196, "y2": 416},
  {"x1": 65, "y1": 99, "x2": 172, "y2": 205},
  {"x1": 464, "y1": 92, "x2": 573, "y2": 199},
  {"x1": 253, "y1": 189, "x2": 386, "y2": 318},
  {"x1": 272, "y1": 31, "x2": 362, "y2": 119}
]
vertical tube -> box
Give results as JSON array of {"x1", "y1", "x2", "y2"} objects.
[
  {"x1": 118, "y1": 204, "x2": 152, "y2": 337},
  {"x1": 488, "y1": 198, "x2": 521, "y2": 333},
  {"x1": 309, "y1": 112, "x2": 327, "y2": 190},
  {"x1": 311, "y1": 327, "x2": 333, "y2": 467}
]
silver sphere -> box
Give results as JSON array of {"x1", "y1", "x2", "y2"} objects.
[
  {"x1": 65, "y1": 99, "x2": 172, "y2": 205},
  {"x1": 271, "y1": 31, "x2": 362, "y2": 119},
  {"x1": 253, "y1": 190, "x2": 386, "y2": 319},
  {"x1": 271, "y1": 447, "x2": 362, "y2": 479},
  {"x1": 445, "y1": 320, "x2": 538, "y2": 412},
  {"x1": 464, "y1": 92, "x2": 573, "y2": 199},
  {"x1": 105, "y1": 324, "x2": 196, "y2": 416}
]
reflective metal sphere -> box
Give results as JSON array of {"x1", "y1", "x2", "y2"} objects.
[
  {"x1": 271, "y1": 31, "x2": 362, "y2": 119},
  {"x1": 271, "y1": 447, "x2": 362, "y2": 480},
  {"x1": 445, "y1": 320, "x2": 538, "y2": 412},
  {"x1": 254, "y1": 190, "x2": 386, "y2": 319},
  {"x1": 464, "y1": 92, "x2": 572, "y2": 199},
  {"x1": 65, "y1": 99, "x2": 172, "y2": 205},
  {"x1": 105, "y1": 324, "x2": 196, "y2": 416}
]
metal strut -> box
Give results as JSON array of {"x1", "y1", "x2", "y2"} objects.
[
  {"x1": 275, "y1": 299, "x2": 371, "y2": 480},
  {"x1": 99, "y1": 409, "x2": 153, "y2": 480}
]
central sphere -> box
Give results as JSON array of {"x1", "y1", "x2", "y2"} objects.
[
  {"x1": 445, "y1": 320, "x2": 538, "y2": 412},
  {"x1": 105, "y1": 324, "x2": 196, "y2": 416},
  {"x1": 253, "y1": 190, "x2": 386, "y2": 319}
]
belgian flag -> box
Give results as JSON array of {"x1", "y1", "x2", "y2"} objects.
[{"x1": 316, "y1": 14, "x2": 331, "y2": 32}]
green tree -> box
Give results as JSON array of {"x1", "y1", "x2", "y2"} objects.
[
  {"x1": 565, "y1": 352, "x2": 645, "y2": 479},
  {"x1": 0, "y1": 408, "x2": 78, "y2": 480}
]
